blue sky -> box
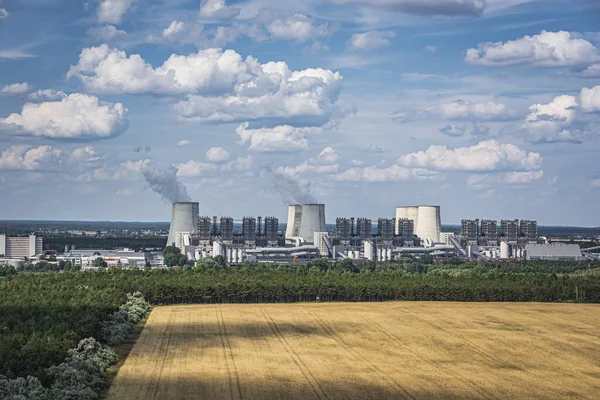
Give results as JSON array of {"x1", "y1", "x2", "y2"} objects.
[{"x1": 1, "y1": 0, "x2": 599, "y2": 225}]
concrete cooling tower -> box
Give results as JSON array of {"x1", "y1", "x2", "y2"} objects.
[
  {"x1": 395, "y1": 205, "x2": 441, "y2": 242},
  {"x1": 167, "y1": 202, "x2": 199, "y2": 246},
  {"x1": 285, "y1": 204, "x2": 327, "y2": 242}
]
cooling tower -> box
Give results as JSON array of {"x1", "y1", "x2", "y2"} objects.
[
  {"x1": 415, "y1": 206, "x2": 441, "y2": 242},
  {"x1": 395, "y1": 205, "x2": 441, "y2": 242},
  {"x1": 285, "y1": 204, "x2": 327, "y2": 242},
  {"x1": 167, "y1": 202, "x2": 199, "y2": 246}
]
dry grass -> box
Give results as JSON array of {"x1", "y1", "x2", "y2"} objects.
[{"x1": 106, "y1": 302, "x2": 600, "y2": 400}]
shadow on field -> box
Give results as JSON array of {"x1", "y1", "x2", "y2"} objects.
[
  {"x1": 106, "y1": 375, "x2": 486, "y2": 400},
  {"x1": 137, "y1": 320, "x2": 359, "y2": 347}
]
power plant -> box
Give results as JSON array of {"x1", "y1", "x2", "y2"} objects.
[{"x1": 163, "y1": 200, "x2": 553, "y2": 265}]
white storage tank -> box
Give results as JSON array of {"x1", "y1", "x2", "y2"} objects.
[{"x1": 500, "y1": 242, "x2": 509, "y2": 259}]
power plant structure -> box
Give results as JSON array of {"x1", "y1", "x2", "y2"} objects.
[
  {"x1": 164, "y1": 200, "x2": 548, "y2": 265},
  {"x1": 395, "y1": 206, "x2": 441, "y2": 243},
  {"x1": 167, "y1": 202, "x2": 200, "y2": 246},
  {"x1": 285, "y1": 204, "x2": 327, "y2": 243}
]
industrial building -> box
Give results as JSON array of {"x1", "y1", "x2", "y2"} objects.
[
  {"x1": 356, "y1": 218, "x2": 372, "y2": 239},
  {"x1": 520, "y1": 220, "x2": 538, "y2": 243},
  {"x1": 197, "y1": 216, "x2": 212, "y2": 241},
  {"x1": 264, "y1": 217, "x2": 279, "y2": 244},
  {"x1": 461, "y1": 219, "x2": 479, "y2": 245},
  {"x1": 242, "y1": 217, "x2": 257, "y2": 242},
  {"x1": 220, "y1": 217, "x2": 234, "y2": 241},
  {"x1": 396, "y1": 218, "x2": 414, "y2": 241},
  {"x1": 0, "y1": 234, "x2": 43, "y2": 258},
  {"x1": 524, "y1": 244, "x2": 583, "y2": 261},
  {"x1": 480, "y1": 219, "x2": 498, "y2": 245},
  {"x1": 501, "y1": 219, "x2": 519, "y2": 242},
  {"x1": 335, "y1": 218, "x2": 352, "y2": 242},
  {"x1": 377, "y1": 219, "x2": 394, "y2": 241}
]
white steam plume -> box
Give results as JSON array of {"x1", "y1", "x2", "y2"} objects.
[
  {"x1": 143, "y1": 164, "x2": 191, "y2": 203},
  {"x1": 264, "y1": 166, "x2": 317, "y2": 205}
]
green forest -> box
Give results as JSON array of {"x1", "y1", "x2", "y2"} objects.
[{"x1": 1, "y1": 260, "x2": 600, "y2": 398}]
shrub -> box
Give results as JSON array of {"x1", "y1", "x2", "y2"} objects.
[{"x1": 0, "y1": 375, "x2": 47, "y2": 400}]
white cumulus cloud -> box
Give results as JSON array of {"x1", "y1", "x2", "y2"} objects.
[
  {"x1": 236, "y1": 123, "x2": 323, "y2": 152},
  {"x1": 347, "y1": 31, "x2": 395, "y2": 51},
  {"x1": 0, "y1": 145, "x2": 62, "y2": 170},
  {"x1": 205, "y1": 146, "x2": 230, "y2": 163},
  {"x1": 393, "y1": 99, "x2": 517, "y2": 122},
  {"x1": 86, "y1": 25, "x2": 127, "y2": 41},
  {"x1": 27, "y1": 89, "x2": 67, "y2": 102},
  {"x1": 504, "y1": 170, "x2": 544, "y2": 184},
  {"x1": 580, "y1": 85, "x2": 600, "y2": 113},
  {"x1": 332, "y1": 165, "x2": 439, "y2": 182},
  {"x1": 68, "y1": 45, "x2": 344, "y2": 128},
  {"x1": 1, "y1": 82, "x2": 32, "y2": 95},
  {"x1": 199, "y1": 0, "x2": 240, "y2": 20},
  {"x1": 278, "y1": 147, "x2": 340, "y2": 176},
  {"x1": 465, "y1": 30, "x2": 600, "y2": 67},
  {"x1": 329, "y1": 0, "x2": 486, "y2": 16},
  {"x1": 97, "y1": 0, "x2": 134, "y2": 24},
  {"x1": 0, "y1": 93, "x2": 128, "y2": 139},
  {"x1": 267, "y1": 14, "x2": 329, "y2": 43},
  {"x1": 177, "y1": 140, "x2": 189, "y2": 146},
  {"x1": 398, "y1": 140, "x2": 542, "y2": 172},
  {"x1": 70, "y1": 146, "x2": 101, "y2": 162}
]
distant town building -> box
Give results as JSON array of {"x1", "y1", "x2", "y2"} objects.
[
  {"x1": 0, "y1": 234, "x2": 43, "y2": 258},
  {"x1": 501, "y1": 219, "x2": 519, "y2": 242}
]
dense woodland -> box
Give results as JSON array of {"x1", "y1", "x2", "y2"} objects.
[{"x1": 1, "y1": 259, "x2": 600, "y2": 395}]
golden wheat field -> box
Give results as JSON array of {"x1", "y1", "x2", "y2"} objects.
[{"x1": 106, "y1": 302, "x2": 600, "y2": 400}]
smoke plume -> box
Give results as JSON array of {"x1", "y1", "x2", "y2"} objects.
[
  {"x1": 264, "y1": 166, "x2": 317, "y2": 205},
  {"x1": 143, "y1": 164, "x2": 191, "y2": 204}
]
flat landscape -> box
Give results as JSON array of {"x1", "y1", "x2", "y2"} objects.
[{"x1": 106, "y1": 302, "x2": 600, "y2": 400}]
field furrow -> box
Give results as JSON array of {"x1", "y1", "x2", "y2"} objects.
[{"x1": 106, "y1": 302, "x2": 600, "y2": 400}]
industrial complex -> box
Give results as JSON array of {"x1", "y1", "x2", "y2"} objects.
[
  {"x1": 164, "y1": 201, "x2": 589, "y2": 265},
  {"x1": 1, "y1": 201, "x2": 596, "y2": 269}
]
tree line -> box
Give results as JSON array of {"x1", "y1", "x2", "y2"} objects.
[{"x1": 2, "y1": 263, "x2": 599, "y2": 387}]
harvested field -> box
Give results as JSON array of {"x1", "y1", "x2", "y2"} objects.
[{"x1": 107, "y1": 302, "x2": 600, "y2": 400}]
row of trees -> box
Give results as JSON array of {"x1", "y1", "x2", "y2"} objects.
[{"x1": 0, "y1": 292, "x2": 151, "y2": 400}]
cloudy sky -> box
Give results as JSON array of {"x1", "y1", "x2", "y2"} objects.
[{"x1": 0, "y1": 0, "x2": 599, "y2": 225}]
